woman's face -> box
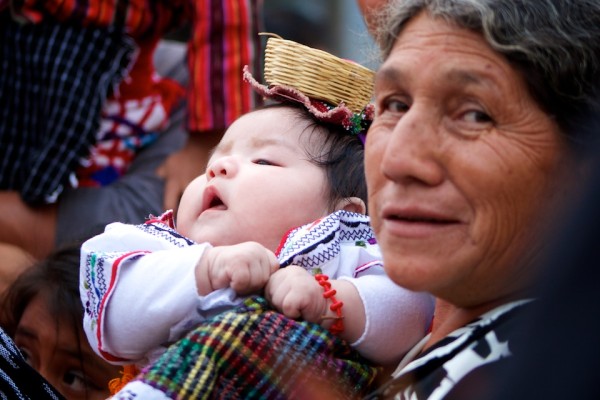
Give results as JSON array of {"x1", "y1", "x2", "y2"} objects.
[
  {"x1": 14, "y1": 293, "x2": 121, "y2": 400},
  {"x1": 366, "y1": 12, "x2": 569, "y2": 307}
]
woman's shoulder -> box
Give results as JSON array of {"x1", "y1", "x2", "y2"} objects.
[{"x1": 377, "y1": 299, "x2": 533, "y2": 400}]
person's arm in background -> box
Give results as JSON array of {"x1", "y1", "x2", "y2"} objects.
[
  {"x1": 0, "y1": 192, "x2": 56, "y2": 261},
  {"x1": 158, "y1": 0, "x2": 261, "y2": 212}
]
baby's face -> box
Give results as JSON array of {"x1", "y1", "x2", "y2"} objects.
[
  {"x1": 14, "y1": 293, "x2": 121, "y2": 400},
  {"x1": 176, "y1": 107, "x2": 331, "y2": 252}
]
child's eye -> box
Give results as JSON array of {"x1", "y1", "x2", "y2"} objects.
[
  {"x1": 254, "y1": 159, "x2": 275, "y2": 166},
  {"x1": 63, "y1": 370, "x2": 94, "y2": 392}
]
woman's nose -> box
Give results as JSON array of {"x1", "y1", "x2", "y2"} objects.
[
  {"x1": 206, "y1": 156, "x2": 237, "y2": 180},
  {"x1": 379, "y1": 106, "x2": 444, "y2": 187}
]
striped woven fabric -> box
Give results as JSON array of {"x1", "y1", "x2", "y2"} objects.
[
  {"x1": 0, "y1": 327, "x2": 63, "y2": 399},
  {"x1": 5, "y1": 0, "x2": 261, "y2": 133},
  {"x1": 1, "y1": 0, "x2": 260, "y2": 202},
  {"x1": 0, "y1": 14, "x2": 134, "y2": 204},
  {"x1": 121, "y1": 296, "x2": 378, "y2": 399}
]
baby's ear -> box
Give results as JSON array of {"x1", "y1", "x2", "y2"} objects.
[{"x1": 334, "y1": 197, "x2": 367, "y2": 215}]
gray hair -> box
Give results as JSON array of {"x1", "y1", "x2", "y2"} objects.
[{"x1": 373, "y1": 0, "x2": 600, "y2": 147}]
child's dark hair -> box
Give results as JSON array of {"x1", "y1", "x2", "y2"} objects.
[
  {"x1": 0, "y1": 242, "x2": 83, "y2": 338},
  {"x1": 269, "y1": 102, "x2": 368, "y2": 213},
  {"x1": 0, "y1": 241, "x2": 110, "y2": 399}
]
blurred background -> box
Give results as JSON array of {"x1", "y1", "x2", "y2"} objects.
[
  {"x1": 165, "y1": 0, "x2": 380, "y2": 70},
  {"x1": 263, "y1": 0, "x2": 379, "y2": 69}
]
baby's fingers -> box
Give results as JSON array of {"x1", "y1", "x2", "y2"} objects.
[
  {"x1": 228, "y1": 262, "x2": 252, "y2": 294},
  {"x1": 278, "y1": 291, "x2": 307, "y2": 319},
  {"x1": 265, "y1": 273, "x2": 291, "y2": 310},
  {"x1": 230, "y1": 254, "x2": 278, "y2": 295}
]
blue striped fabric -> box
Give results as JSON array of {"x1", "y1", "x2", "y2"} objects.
[{"x1": 0, "y1": 14, "x2": 134, "y2": 204}]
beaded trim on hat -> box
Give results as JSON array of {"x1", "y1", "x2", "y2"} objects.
[{"x1": 243, "y1": 65, "x2": 374, "y2": 140}]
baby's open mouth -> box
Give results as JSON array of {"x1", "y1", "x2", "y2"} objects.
[
  {"x1": 208, "y1": 196, "x2": 225, "y2": 209},
  {"x1": 202, "y1": 187, "x2": 227, "y2": 212}
]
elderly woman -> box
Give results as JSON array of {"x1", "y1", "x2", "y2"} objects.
[{"x1": 363, "y1": 0, "x2": 600, "y2": 398}]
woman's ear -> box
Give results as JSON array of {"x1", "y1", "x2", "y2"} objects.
[{"x1": 334, "y1": 197, "x2": 367, "y2": 215}]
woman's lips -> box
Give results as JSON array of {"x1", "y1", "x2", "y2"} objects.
[{"x1": 381, "y1": 207, "x2": 461, "y2": 238}]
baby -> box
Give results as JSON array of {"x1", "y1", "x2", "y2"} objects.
[{"x1": 80, "y1": 54, "x2": 433, "y2": 378}]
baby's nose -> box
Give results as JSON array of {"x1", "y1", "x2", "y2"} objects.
[{"x1": 206, "y1": 156, "x2": 237, "y2": 179}]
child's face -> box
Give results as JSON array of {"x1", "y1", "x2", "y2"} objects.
[
  {"x1": 14, "y1": 293, "x2": 121, "y2": 400},
  {"x1": 177, "y1": 107, "x2": 331, "y2": 251}
]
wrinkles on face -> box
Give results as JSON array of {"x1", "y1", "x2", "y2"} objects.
[{"x1": 366, "y1": 12, "x2": 569, "y2": 306}]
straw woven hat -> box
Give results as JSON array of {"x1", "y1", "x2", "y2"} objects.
[{"x1": 263, "y1": 36, "x2": 375, "y2": 113}]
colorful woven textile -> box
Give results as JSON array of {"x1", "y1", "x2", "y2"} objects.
[{"x1": 113, "y1": 296, "x2": 378, "y2": 399}]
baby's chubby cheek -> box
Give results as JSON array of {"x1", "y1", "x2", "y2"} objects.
[{"x1": 176, "y1": 174, "x2": 208, "y2": 236}]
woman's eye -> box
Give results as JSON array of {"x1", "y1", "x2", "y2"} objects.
[
  {"x1": 463, "y1": 110, "x2": 493, "y2": 124},
  {"x1": 382, "y1": 99, "x2": 409, "y2": 114}
]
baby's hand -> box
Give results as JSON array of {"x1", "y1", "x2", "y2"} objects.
[
  {"x1": 265, "y1": 265, "x2": 327, "y2": 324},
  {"x1": 195, "y1": 242, "x2": 279, "y2": 295}
]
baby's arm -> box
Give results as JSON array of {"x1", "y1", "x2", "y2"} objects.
[
  {"x1": 81, "y1": 226, "x2": 279, "y2": 364},
  {"x1": 100, "y1": 247, "x2": 209, "y2": 362},
  {"x1": 82, "y1": 220, "x2": 256, "y2": 365},
  {"x1": 80, "y1": 223, "x2": 213, "y2": 363},
  {"x1": 340, "y1": 273, "x2": 434, "y2": 365},
  {"x1": 265, "y1": 266, "x2": 434, "y2": 365}
]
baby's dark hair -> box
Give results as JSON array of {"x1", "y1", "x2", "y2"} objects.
[
  {"x1": 267, "y1": 102, "x2": 368, "y2": 213},
  {"x1": 0, "y1": 242, "x2": 85, "y2": 361}
]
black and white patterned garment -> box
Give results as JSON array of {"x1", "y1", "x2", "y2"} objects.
[
  {"x1": 365, "y1": 299, "x2": 532, "y2": 400},
  {"x1": 0, "y1": 327, "x2": 63, "y2": 399}
]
